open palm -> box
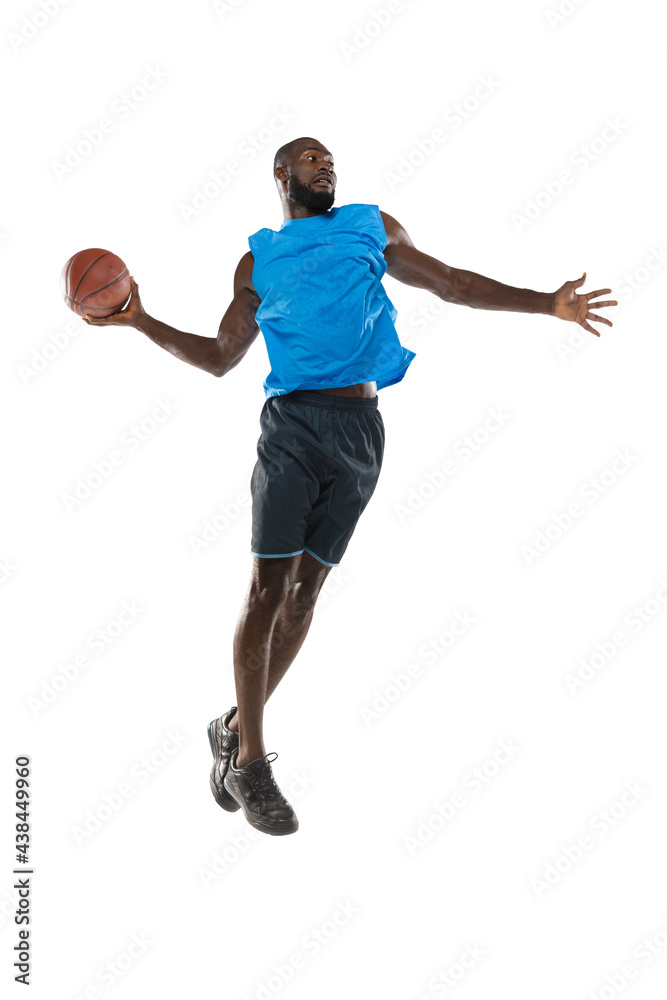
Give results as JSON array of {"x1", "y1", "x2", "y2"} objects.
[{"x1": 553, "y1": 272, "x2": 617, "y2": 337}]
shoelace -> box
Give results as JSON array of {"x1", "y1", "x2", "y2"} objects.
[{"x1": 247, "y1": 753, "x2": 282, "y2": 798}]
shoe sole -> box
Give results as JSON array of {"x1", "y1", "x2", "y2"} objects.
[
  {"x1": 223, "y1": 776, "x2": 299, "y2": 836},
  {"x1": 207, "y1": 721, "x2": 241, "y2": 813}
]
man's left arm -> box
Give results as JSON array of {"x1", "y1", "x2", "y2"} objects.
[{"x1": 379, "y1": 211, "x2": 617, "y2": 337}]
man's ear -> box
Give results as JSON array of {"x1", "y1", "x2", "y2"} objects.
[{"x1": 274, "y1": 166, "x2": 288, "y2": 185}]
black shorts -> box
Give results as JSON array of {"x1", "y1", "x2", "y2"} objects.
[{"x1": 250, "y1": 390, "x2": 385, "y2": 567}]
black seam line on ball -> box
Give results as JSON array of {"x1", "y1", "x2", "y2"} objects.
[
  {"x1": 72, "y1": 251, "x2": 110, "y2": 302},
  {"x1": 79, "y1": 269, "x2": 129, "y2": 305}
]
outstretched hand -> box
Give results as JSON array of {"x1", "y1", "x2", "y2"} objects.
[
  {"x1": 82, "y1": 276, "x2": 145, "y2": 328},
  {"x1": 552, "y1": 272, "x2": 617, "y2": 336}
]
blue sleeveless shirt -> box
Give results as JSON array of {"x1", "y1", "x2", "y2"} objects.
[{"x1": 247, "y1": 203, "x2": 416, "y2": 398}]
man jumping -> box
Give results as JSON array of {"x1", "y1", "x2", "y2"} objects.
[{"x1": 83, "y1": 135, "x2": 617, "y2": 837}]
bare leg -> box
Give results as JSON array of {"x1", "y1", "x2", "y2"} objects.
[{"x1": 229, "y1": 551, "x2": 332, "y2": 766}]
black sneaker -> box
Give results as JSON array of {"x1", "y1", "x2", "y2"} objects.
[
  {"x1": 207, "y1": 707, "x2": 240, "y2": 813},
  {"x1": 224, "y1": 748, "x2": 299, "y2": 836}
]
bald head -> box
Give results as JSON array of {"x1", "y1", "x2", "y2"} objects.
[{"x1": 273, "y1": 136, "x2": 331, "y2": 175}]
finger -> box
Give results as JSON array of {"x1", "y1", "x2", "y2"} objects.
[
  {"x1": 588, "y1": 298, "x2": 617, "y2": 309},
  {"x1": 580, "y1": 320, "x2": 600, "y2": 337},
  {"x1": 84, "y1": 313, "x2": 117, "y2": 325},
  {"x1": 587, "y1": 312, "x2": 613, "y2": 327},
  {"x1": 573, "y1": 271, "x2": 587, "y2": 288},
  {"x1": 586, "y1": 288, "x2": 611, "y2": 299},
  {"x1": 128, "y1": 277, "x2": 141, "y2": 305}
]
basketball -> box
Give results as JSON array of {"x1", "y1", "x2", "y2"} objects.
[{"x1": 60, "y1": 248, "x2": 131, "y2": 318}]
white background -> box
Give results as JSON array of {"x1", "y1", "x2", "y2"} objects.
[{"x1": 2, "y1": 0, "x2": 667, "y2": 997}]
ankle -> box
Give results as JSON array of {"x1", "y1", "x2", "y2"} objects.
[{"x1": 236, "y1": 747, "x2": 265, "y2": 769}]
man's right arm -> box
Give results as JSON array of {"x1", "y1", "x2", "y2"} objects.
[
  {"x1": 83, "y1": 251, "x2": 261, "y2": 377},
  {"x1": 210, "y1": 251, "x2": 261, "y2": 376}
]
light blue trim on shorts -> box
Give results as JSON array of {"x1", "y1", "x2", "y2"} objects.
[
  {"x1": 250, "y1": 546, "x2": 340, "y2": 568},
  {"x1": 251, "y1": 548, "x2": 305, "y2": 559},
  {"x1": 304, "y1": 546, "x2": 340, "y2": 568}
]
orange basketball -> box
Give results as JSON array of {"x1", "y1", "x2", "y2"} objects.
[{"x1": 60, "y1": 249, "x2": 131, "y2": 318}]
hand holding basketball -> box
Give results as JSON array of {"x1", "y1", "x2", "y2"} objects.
[
  {"x1": 83, "y1": 276, "x2": 145, "y2": 327},
  {"x1": 61, "y1": 248, "x2": 132, "y2": 318}
]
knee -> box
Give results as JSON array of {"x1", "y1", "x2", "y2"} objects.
[
  {"x1": 286, "y1": 579, "x2": 321, "y2": 619},
  {"x1": 247, "y1": 558, "x2": 327, "y2": 618},
  {"x1": 248, "y1": 567, "x2": 291, "y2": 610}
]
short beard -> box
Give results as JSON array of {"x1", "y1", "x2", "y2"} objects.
[{"x1": 287, "y1": 174, "x2": 335, "y2": 212}]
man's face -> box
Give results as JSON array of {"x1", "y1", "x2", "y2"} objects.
[{"x1": 285, "y1": 144, "x2": 336, "y2": 211}]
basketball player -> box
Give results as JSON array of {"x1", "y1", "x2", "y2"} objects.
[{"x1": 83, "y1": 136, "x2": 617, "y2": 836}]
